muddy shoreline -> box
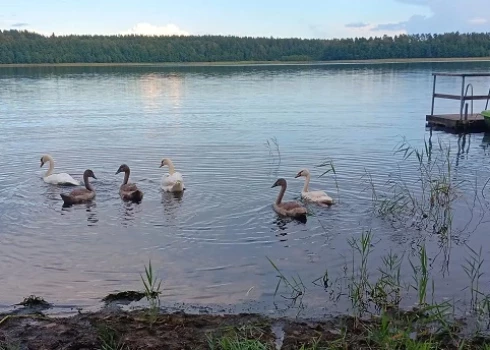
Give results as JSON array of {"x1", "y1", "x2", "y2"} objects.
[{"x1": 1, "y1": 301, "x2": 490, "y2": 349}]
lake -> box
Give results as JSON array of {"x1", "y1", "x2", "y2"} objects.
[{"x1": 1, "y1": 62, "x2": 490, "y2": 318}]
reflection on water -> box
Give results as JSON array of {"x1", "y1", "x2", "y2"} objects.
[
  {"x1": 119, "y1": 202, "x2": 138, "y2": 227},
  {"x1": 1, "y1": 62, "x2": 490, "y2": 317},
  {"x1": 138, "y1": 73, "x2": 184, "y2": 110},
  {"x1": 61, "y1": 202, "x2": 98, "y2": 226},
  {"x1": 481, "y1": 132, "x2": 490, "y2": 152}
]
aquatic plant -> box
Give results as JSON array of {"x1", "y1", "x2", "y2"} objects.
[
  {"x1": 347, "y1": 230, "x2": 373, "y2": 317},
  {"x1": 363, "y1": 138, "x2": 460, "y2": 238},
  {"x1": 463, "y1": 244, "x2": 485, "y2": 311},
  {"x1": 265, "y1": 136, "x2": 281, "y2": 176},
  {"x1": 267, "y1": 256, "x2": 306, "y2": 306},
  {"x1": 409, "y1": 244, "x2": 429, "y2": 307},
  {"x1": 371, "y1": 249, "x2": 403, "y2": 311},
  {"x1": 140, "y1": 259, "x2": 162, "y2": 328}
]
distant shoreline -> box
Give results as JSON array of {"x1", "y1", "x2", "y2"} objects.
[{"x1": 1, "y1": 56, "x2": 490, "y2": 68}]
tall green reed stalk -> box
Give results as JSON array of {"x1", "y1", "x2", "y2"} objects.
[
  {"x1": 462, "y1": 245, "x2": 484, "y2": 311},
  {"x1": 348, "y1": 230, "x2": 373, "y2": 316},
  {"x1": 267, "y1": 257, "x2": 306, "y2": 306},
  {"x1": 363, "y1": 138, "x2": 459, "y2": 238},
  {"x1": 409, "y1": 244, "x2": 429, "y2": 306},
  {"x1": 140, "y1": 260, "x2": 162, "y2": 328}
]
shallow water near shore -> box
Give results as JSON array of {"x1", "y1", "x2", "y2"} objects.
[{"x1": 1, "y1": 62, "x2": 490, "y2": 318}]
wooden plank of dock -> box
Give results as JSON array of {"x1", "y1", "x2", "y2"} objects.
[{"x1": 426, "y1": 113, "x2": 487, "y2": 132}]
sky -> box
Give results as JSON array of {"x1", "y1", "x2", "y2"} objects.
[{"x1": 0, "y1": 0, "x2": 489, "y2": 39}]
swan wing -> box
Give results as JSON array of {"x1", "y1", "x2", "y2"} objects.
[
  {"x1": 68, "y1": 188, "x2": 94, "y2": 198},
  {"x1": 274, "y1": 201, "x2": 307, "y2": 217},
  {"x1": 44, "y1": 173, "x2": 80, "y2": 186},
  {"x1": 162, "y1": 172, "x2": 185, "y2": 191},
  {"x1": 280, "y1": 201, "x2": 306, "y2": 211},
  {"x1": 121, "y1": 183, "x2": 139, "y2": 193},
  {"x1": 303, "y1": 190, "x2": 333, "y2": 204}
]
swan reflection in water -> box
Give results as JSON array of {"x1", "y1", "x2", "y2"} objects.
[
  {"x1": 160, "y1": 191, "x2": 184, "y2": 223},
  {"x1": 85, "y1": 203, "x2": 98, "y2": 226},
  {"x1": 119, "y1": 201, "x2": 140, "y2": 227},
  {"x1": 272, "y1": 217, "x2": 293, "y2": 242},
  {"x1": 60, "y1": 202, "x2": 99, "y2": 226}
]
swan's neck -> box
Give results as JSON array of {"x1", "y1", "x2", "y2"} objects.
[
  {"x1": 83, "y1": 173, "x2": 94, "y2": 191},
  {"x1": 123, "y1": 170, "x2": 130, "y2": 185},
  {"x1": 302, "y1": 173, "x2": 311, "y2": 193},
  {"x1": 44, "y1": 157, "x2": 54, "y2": 177},
  {"x1": 167, "y1": 161, "x2": 175, "y2": 175},
  {"x1": 276, "y1": 184, "x2": 286, "y2": 205}
]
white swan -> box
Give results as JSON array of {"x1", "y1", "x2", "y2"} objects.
[
  {"x1": 40, "y1": 154, "x2": 80, "y2": 186},
  {"x1": 160, "y1": 158, "x2": 185, "y2": 192},
  {"x1": 295, "y1": 168, "x2": 333, "y2": 206}
]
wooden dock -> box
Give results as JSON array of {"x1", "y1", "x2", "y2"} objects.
[
  {"x1": 426, "y1": 113, "x2": 486, "y2": 131},
  {"x1": 427, "y1": 73, "x2": 490, "y2": 132}
]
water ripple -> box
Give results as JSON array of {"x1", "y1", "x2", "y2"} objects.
[{"x1": 1, "y1": 63, "x2": 490, "y2": 314}]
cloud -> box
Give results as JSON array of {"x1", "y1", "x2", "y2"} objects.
[
  {"x1": 382, "y1": 0, "x2": 490, "y2": 33},
  {"x1": 373, "y1": 21, "x2": 409, "y2": 31},
  {"x1": 345, "y1": 22, "x2": 369, "y2": 28},
  {"x1": 11, "y1": 22, "x2": 28, "y2": 28},
  {"x1": 469, "y1": 18, "x2": 488, "y2": 25},
  {"x1": 120, "y1": 23, "x2": 189, "y2": 36},
  {"x1": 340, "y1": 23, "x2": 406, "y2": 39},
  {"x1": 396, "y1": 0, "x2": 429, "y2": 5}
]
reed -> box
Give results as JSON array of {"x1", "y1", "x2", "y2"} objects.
[
  {"x1": 347, "y1": 230, "x2": 373, "y2": 316},
  {"x1": 363, "y1": 138, "x2": 460, "y2": 237},
  {"x1": 267, "y1": 256, "x2": 306, "y2": 305},
  {"x1": 409, "y1": 244, "x2": 429, "y2": 307},
  {"x1": 140, "y1": 259, "x2": 162, "y2": 328}
]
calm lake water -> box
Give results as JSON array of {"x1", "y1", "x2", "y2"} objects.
[{"x1": 1, "y1": 62, "x2": 490, "y2": 317}]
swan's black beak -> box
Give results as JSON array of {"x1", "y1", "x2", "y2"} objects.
[
  {"x1": 159, "y1": 164, "x2": 163, "y2": 168},
  {"x1": 40, "y1": 162, "x2": 44, "y2": 168},
  {"x1": 294, "y1": 173, "x2": 301, "y2": 178},
  {"x1": 115, "y1": 170, "x2": 120, "y2": 175},
  {"x1": 271, "y1": 183, "x2": 277, "y2": 188},
  {"x1": 92, "y1": 175, "x2": 97, "y2": 179}
]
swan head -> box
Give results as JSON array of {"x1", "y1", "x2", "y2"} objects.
[
  {"x1": 40, "y1": 155, "x2": 50, "y2": 168},
  {"x1": 115, "y1": 164, "x2": 130, "y2": 175},
  {"x1": 84, "y1": 169, "x2": 97, "y2": 179},
  {"x1": 160, "y1": 158, "x2": 170, "y2": 168},
  {"x1": 271, "y1": 178, "x2": 287, "y2": 188},
  {"x1": 294, "y1": 169, "x2": 310, "y2": 178}
]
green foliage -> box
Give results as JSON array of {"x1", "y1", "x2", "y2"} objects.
[
  {"x1": 1, "y1": 30, "x2": 490, "y2": 64},
  {"x1": 140, "y1": 259, "x2": 162, "y2": 328},
  {"x1": 207, "y1": 324, "x2": 271, "y2": 350},
  {"x1": 96, "y1": 324, "x2": 130, "y2": 350},
  {"x1": 210, "y1": 337, "x2": 268, "y2": 350},
  {"x1": 0, "y1": 339, "x2": 20, "y2": 350}
]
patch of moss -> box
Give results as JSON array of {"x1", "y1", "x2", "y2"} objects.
[
  {"x1": 18, "y1": 295, "x2": 50, "y2": 308},
  {"x1": 102, "y1": 291, "x2": 146, "y2": 303}
]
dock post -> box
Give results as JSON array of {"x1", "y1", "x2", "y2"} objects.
[
  {"x1": 431, "y1": 75, "x2": 437, "y2": 115},
  {"x1": 459, "y1": 76, "x2": 466, "y2": 120}
]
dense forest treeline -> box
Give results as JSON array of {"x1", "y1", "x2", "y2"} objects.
[{"x1": 1, "y1": 30, "x2": 490, "y2": 64}]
